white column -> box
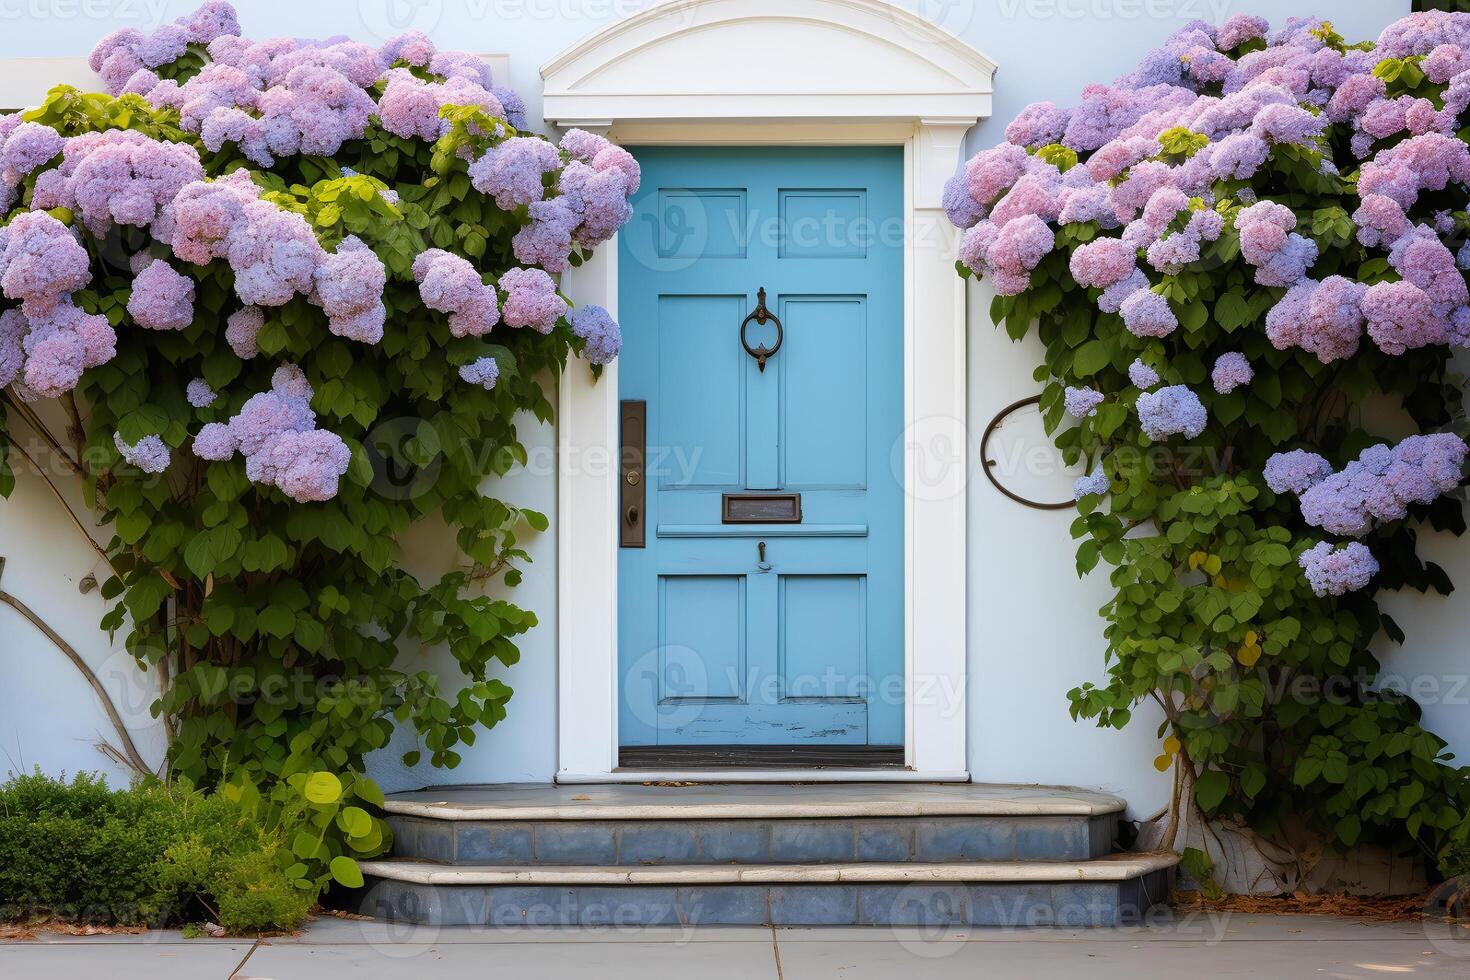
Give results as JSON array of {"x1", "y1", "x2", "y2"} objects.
[
  {"x1": 907, "y1": 119, "x2": 974, "y2": 777},
  {"x1": 556, "y1": 239, "x2": 621, "y2": 781}
]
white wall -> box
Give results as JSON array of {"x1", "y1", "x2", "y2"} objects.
[{"x1": 4, "y1": 0, "x2": 1448, "y2": 819}]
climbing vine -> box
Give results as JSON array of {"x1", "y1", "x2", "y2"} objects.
[
  {"x1": 949, "y1": 11, "x2": 1470, "y2": 877},
  {"x1": 0, "y1": 0, "x2": 636, "y2": 889}
]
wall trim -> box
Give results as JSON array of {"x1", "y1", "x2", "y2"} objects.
[{"x1": 546, "y1": 0, "x2": 993, "y2": 783}]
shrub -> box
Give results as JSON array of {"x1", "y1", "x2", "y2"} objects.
[
  {"x1": 0, "y1": 769, "x2": 315, "y2": 932},
  {"x1": 948, "y1": 10, "x2": 1470, "y2": 869}
]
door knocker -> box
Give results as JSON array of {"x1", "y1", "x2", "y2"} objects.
[{"x1": 739, "y1": 287, "x2": 784, "y2": 372}]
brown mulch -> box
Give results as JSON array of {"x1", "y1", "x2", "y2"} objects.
[
  {"x1": 1172, "y1": 888, "x2": 1455, "y2": 922},
  {"x1": 0, "y1": 921, "x2": 150, "y2": 940}
]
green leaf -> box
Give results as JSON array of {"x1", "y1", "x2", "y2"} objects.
[
  {"x1": 1193, "y1": 770, "x2": 1229, "y2": 812},
  {"x1": 329, "y1": 856, "x2": 364, "y2": 888},
  {"x1": 303, "y1": 771, "x2": 343, "y2": 805}
]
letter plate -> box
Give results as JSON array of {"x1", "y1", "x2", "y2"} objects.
[{"x1": 722, "y1": 493, "x2": 802, "y2": 524}]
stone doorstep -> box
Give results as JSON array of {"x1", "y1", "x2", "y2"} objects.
[
  {"x1": 353, "y1": 868, "x2": 1177, "y2": 927},
  {"x1": 391, "y1": 812, "x2": 1120, "y2": 865},
  {"x1": 382, "y1": 782, "x2": 1127, "y2": 821},
  {"x1": 358, "y1": 851, "x2": 1178, "y2": 886}
]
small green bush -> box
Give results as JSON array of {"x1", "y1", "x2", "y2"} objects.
[{"x1": 0, "y1": 769, "x2": 313, "y2": 932}]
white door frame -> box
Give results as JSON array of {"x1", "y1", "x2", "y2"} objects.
[{"x1": 545, "y1": 0, "x2": 995, "y2": 782}]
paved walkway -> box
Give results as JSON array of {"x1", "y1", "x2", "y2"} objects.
[{"x1": 2, "y1": 913, "x2": 1466, "y2": 978}]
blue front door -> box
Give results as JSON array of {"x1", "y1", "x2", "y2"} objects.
[{"x1": 617, "y1": 146, "x2": 904, "y2": 750}]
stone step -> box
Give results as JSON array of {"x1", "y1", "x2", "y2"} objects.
[
  {"x1": 383, "y1": 782, "x2": 1125, "y2": 866},
  {"x1": 382, "y1": 782, "x2": 1126, "y2": 821},
  {"x1": 388, "y1": 812, "x2": 1120, "y2": 865},
  {"x1": 354, "y1": 853, "x2": 1178, "y2": 927}
]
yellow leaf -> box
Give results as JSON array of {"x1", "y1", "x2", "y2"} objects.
[
  {"x1": 1153, "y1": 754, "x2": 1173, "y2": 772},
  {"x1": 1203, "y1": 554, "x2": 1223, "y2": 576},
  {"x1": 1188, "y1": 551, "x2": 1207, "y2": 571},
  {"x1": 1244, "y1": 630, "x2": 1258, "y2": 646},
  {"x1": 1164, "y1": 735, "x2": 1181, "y2": 754},
  {"x1": 1213, "y1": 574, "x2": 1227, "y2": 588},
  {"x1": 1237, "y1": 643, "x2": 1261, "y2": 667}
]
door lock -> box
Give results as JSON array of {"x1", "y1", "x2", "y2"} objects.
[{"x1": 757, "y1": 540, "x2": 773, "y2": 573}]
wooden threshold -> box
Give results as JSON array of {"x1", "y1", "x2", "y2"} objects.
[{"x1": 618, "y1": 745, "x2": 905, "y2": 770}]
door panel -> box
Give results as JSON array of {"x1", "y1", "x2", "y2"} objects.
[{"x1": 618, "y1": 146, "x2": 903, "y2": 750}]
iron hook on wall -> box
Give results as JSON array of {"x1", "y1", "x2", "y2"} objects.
[{"x1": 740, "y1": 287, "x2": 784, "y2": 372}]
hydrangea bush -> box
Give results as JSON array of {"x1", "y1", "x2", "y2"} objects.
[
  {"x1": 0, "y1": 1, "x2": 631, "y2": 836},
  {"x1": 950, "y1": 11, "x2": 1470, "y2": 870}
]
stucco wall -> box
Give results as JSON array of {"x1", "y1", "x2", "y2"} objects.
[{"x1": 0, "y1": 0, "x2": 1443, "y2": 819}]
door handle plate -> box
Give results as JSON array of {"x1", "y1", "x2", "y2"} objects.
[{"x1": 620, "y1": 400, "x2": 646, "y2": 548}]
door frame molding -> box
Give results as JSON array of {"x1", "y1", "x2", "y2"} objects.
[{"x1": 544, "y1": 0, "x2": 995, "y2": 782}]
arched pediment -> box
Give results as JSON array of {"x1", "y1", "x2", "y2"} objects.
[{"x1": 540, "y1": 0, "x2": 996, "y2": 126}]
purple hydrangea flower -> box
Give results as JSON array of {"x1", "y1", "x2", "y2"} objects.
[
  {"x1": 459, "y1": 356, "x2": 499, "y2": 390},
  {"x1": 193, "y1": 421, "x2": 238, "y2": 461},
  {"x1": 469, "y1": 137, "x2": 562, "y2": 209},
  {"x1": 569, "y1": 304, "x2": 621, "y2": 365},
  {"x1": 0, "y1": 308, "x2": 25, "y2": 389},
  {"x1": 127, "y1": 260, "x2": 195, "y2": 330},
  {"x1": 493, "y1": 86, "x2": 528, "y2": 130},
  {"x1": 1297, "y1": 434, "x2": 1467, "y2": 535},
  {"x1": 1120, "y1": 288, "x2": 1177, "y2": 338},
  {"x1": 1136, "y1": 385, "x2": 1207, "y2": 440},
  {"x1": 0, "y1": 122, "x2": 63, "y2": 186},
  {"x1": 178, "y1": 1, "x2": 240, "y2": 45},
  {"x1": 1264, "y1": 449, "x2": 1333, "y2": 495},
  {"x1": 413, "y1": 248, "x2": 500, "y2": 337},
  {"x1": 1064, "y1": 386, "x2": 1104, "y2": 418},
  {"x1": 942, "y1": 172, "x2": 982, "y2": 229},
  {"x1": 114, "y1": 432, "x2": 170, "y2": 474},
  {"x1": 1073, "y1": 464, "x2": 1110, "y2": 500},
  {"x1": 1298, "y1": 541, "x2": 1378, "y2": 596},
  {"x1": 512, "y1": 196, "x2": 580, "y2": 272},
  {"x1": 137, "y1": 24, "x2": 188, "y2": 69},
  {"x1": 186, "y1": 378, "x2": 217, "y2": 408},
  {"x1": 1128, "y1": 359, "x2": 1159, "y2": 389},
  {"x1": 1211, "y1": 352, "x2": 1253, "y2": 394}
]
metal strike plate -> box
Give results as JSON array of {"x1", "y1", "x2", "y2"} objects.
[
  {"x1": 722, "y1": 493, "x2": 802, "y2": 524},
  {"x1": 620, "y1": 400, "x2": 646, "y2": 548}
]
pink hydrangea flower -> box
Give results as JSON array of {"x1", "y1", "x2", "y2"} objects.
[
  {"x1": 127, "y1": 260, "x2": 195, "y2": 330},
  {"x1": 313, "y1": 235, "x2": 386, "y2": 344},
  {"x1": 499, "y1": 267, "x2": 567, "y2": 334},
  {"x1": 0, "y1": 210, "x2": 91, "y2": 315},
  {"x1": 1210, "y1": 352, "x2": 1253, "y2": 394},
  {"x1": 1298, "y1": 542, "x2": 1378, "y2": 596},
  {"x1": 226, "y1": 306, "x2": 263, "y2": 359},
  {"x1": 412, "y1": 248, "x2": 499, "y2": 337}
]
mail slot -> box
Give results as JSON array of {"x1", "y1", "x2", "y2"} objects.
[{"x1": 722, "y1": 493, "x2": 802, "y2": 524}]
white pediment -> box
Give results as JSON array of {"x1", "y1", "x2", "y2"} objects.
[{"x1": 541, "y1": 0, "x2": 996, "y2": 126}]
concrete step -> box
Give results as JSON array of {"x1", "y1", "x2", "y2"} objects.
[
  {"x1": 355, "y1": 853, "x2": 1178, "y2": 927},
  {"x1": 383, "y1": 782, "x2": 1126, "y2": 866}
]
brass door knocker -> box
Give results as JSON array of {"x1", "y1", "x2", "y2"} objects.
[{"x1": 739, "y1": 287, "x2": 784, "y2": 372}]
